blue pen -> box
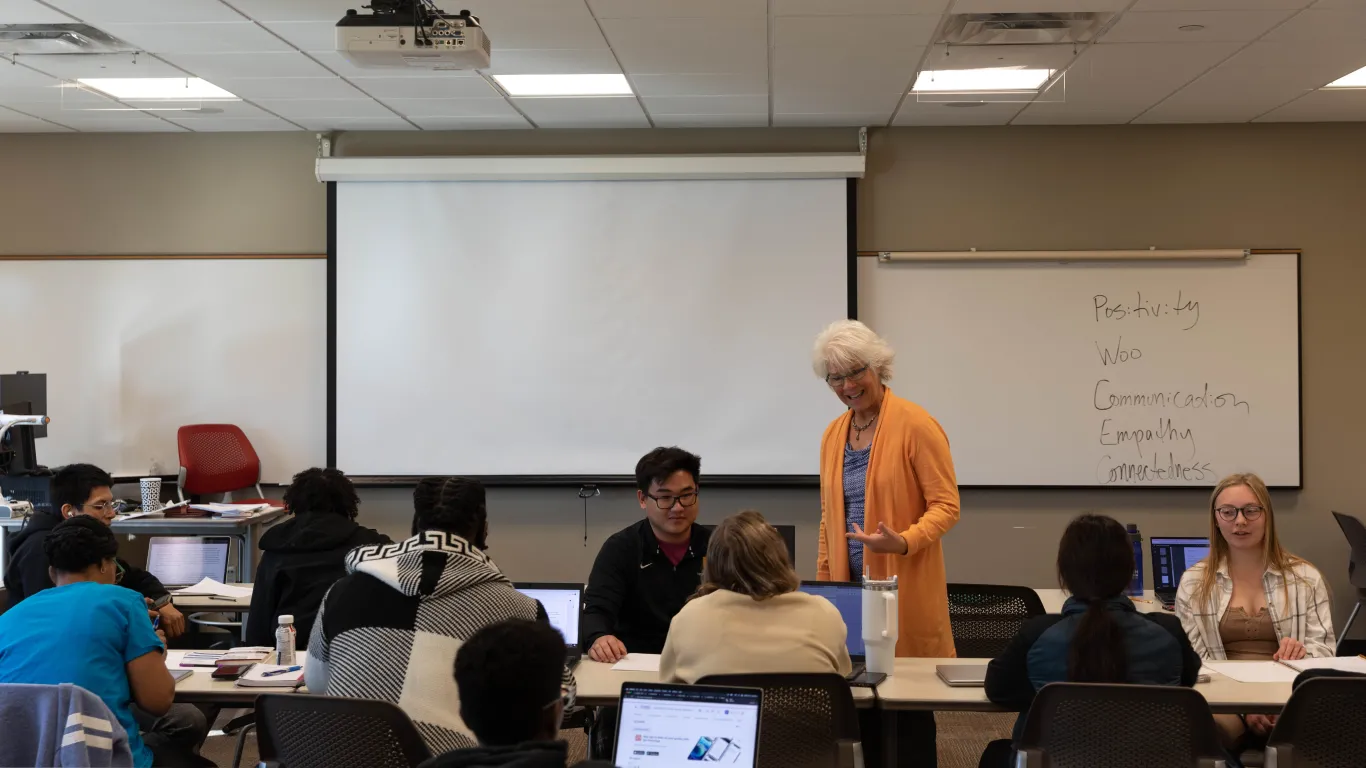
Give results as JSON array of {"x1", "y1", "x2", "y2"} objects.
[
  {"x1": 152, "y1": 616, "x2": 161, "y2": 630},
  {"x1": 261, "y1": 666, "x2": 302, "y2": 677}
]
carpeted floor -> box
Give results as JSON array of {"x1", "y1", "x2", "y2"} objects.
[{"x1": 201, "y1": 710, "x2": 1014, "y2": 768}]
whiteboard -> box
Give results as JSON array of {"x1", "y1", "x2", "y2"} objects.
[
  {"x1": 1, "y1": 259, "x2": 325, "y2": 482},
  {"x1": 858, "y1": 253, "x2": 1300, "y2": 487},
  {"x1": 335, "y1": 179, "x2": 849, "y2": 477}
]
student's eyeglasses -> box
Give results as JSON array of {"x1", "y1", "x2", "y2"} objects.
[
  {"x1": 114, "y1": 560, "x2": 126, "y2": 584},
  {"x1": 80, "y1": 501, "x2": 118, "y2": 515},
  {"x1": 825, "y1": 365, "x2": 868, "y2": 387},
  {"x1": 645, "y1": 491, "x2": 698, "y2": 510},
  {"x1": 1215, "y1": 504, "x2": 1265, "y2": 522}
]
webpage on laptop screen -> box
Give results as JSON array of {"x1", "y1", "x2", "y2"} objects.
[
  {"x1": 615, "y1": 687, "x2": 759, "y2": 767},
  {"x1": 516, "y1": 589, "x2": 580, "y2": 646}
]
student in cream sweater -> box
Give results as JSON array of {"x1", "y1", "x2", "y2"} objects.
[{"x1": 660, "y1": 510, "x2": 852, "y2": 683}]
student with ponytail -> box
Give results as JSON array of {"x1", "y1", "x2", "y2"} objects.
[{"x1": 978, "y1": 514, "x2": 1201, "y2": 768}]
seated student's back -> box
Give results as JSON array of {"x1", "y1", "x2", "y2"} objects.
[
  {"x1": 244, "y1": 468, "x2": 391, "y2": 647},
  {"x1": 660, "y1": 510, "x2": 852, "y2": 683},
  {"x1": 984, "y1": 514, "x2": 1200, "y2": 747}
]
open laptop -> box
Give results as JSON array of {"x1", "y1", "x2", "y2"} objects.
[
  {"x1": 613, "y1": 682, "x2": 761, "y2": 767},
  {"x1": 1150, "y1": 537, "x2": 1211, "y2": 610},
  {"x1": 145, "y1": 536, "x2": 231, "y2": 587},
  {"x1": 797, "y1": 581, "x2": 872, "y2": 682},
  {"x1": 514, "y1": 582, "x2": 584, "y2": 667}
]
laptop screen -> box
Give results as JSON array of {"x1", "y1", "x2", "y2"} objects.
[
  {"x1": 145, "y1": 536, "x2": 230, "y2": 586},
  {"x1": 797, "y1": 581, "x2": 864, "y2": 657},
  {"x1": 514, "y1": 584, "x2": 582, "y2": 648},
  {"x1": 1151, "y1": 537, "x2": 1211, "y2": 592},
  {"x1": 614, "y1": 683, "x2": 761, "y2": 767}
]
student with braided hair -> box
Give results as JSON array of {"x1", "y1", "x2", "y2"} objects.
[{"x1": 306, "y1": 476, "x2": 576, "y2": 754}]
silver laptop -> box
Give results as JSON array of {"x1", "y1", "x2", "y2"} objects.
[
  {"x1": 513, "y1": 582, "x2": 584, "y2": 666},
  {"x1": 145, "y1": 536, "x2": 231, "y2": 587},
  {"x1": 936, "y1": 664, "x2": 989, "y2": 688}
]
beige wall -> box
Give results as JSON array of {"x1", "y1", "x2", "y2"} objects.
[{"x1": 5, "y1": 124, "x2": 1364, "y2": 640}]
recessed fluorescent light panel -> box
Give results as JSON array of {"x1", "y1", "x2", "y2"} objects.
[
  {"x1": 912, "y1": 68, "x2": 1053, "y2": 93},
  {"x1": 1324, "y1": 65, "x2": 1366, "y2": 89},
  {"x1": 75, "y1": 77, "x2": 238, "y2": 100},
  {"x1": 493, "y1": 74, "x2": 632, "y2": 97}
]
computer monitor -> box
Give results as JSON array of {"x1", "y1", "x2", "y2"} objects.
[
  {"x1": 797, "y1": 580, "x2": 864, "y2": 659},
  {"x1": 0, "y1": 400, "x2": 40, "y2": 474},
  {"x1": 613, "y1": 682, "x2": 761, "y2": 767},
  {"x1": 145, "y1": 536, "x2": 231, "y2": 587},
  {"x1": 1151, "y1": 537, "x2": 1211, "y2": 596},
  {"x1": 0, "y1": 373, "x2": 46, "y2": 439},
  {"x1": 513, "y1": 582, "x2": 583, "y2": 656}
]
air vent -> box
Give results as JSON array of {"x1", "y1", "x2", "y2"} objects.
[
  {"x1": 940, "y1": 13, "x2": 1111, "y2": 45},
  {"x1": 0, "y1": 24, "x2": 138, "y2": 55}
]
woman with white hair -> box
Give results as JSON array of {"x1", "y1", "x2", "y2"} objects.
[{"x1": 812, "y1": 319, "x2": 960, "y2": 658}]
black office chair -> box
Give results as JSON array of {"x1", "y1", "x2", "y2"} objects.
[
  {"x1": 1331, "y1": 511, "x2": 1366, "y2": 655},
  {"x1": 696, "y1": 673, "x2": 862, "y2": 768},
  {"x1": 1015, "y1": 682, "x2": 1228, "y2": 767},
  {"x1": 1264, "y1": 675, "x2": 1366, "y2": 767},
  {"x1": 946, "y1": 584, "x2": 1047, "y2": 658},
  {"x1": 255, "y1": 694, "x2": 432, "y2": 768}
]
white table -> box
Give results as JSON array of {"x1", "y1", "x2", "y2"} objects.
[
  {"x1": 0, "y1": 507, "x2": 286, "y2": 583},
  {"x1": 168, "y1": 650, "x2": 308, "y2": 705},
  {"x1": 572, "y1": 660, "x2": 877, "y2": 708},
  {"x1": 175, "y1": 584, "x2": 254, "y2": 613}
]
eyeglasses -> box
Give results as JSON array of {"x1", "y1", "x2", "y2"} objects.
[
  {"x1": 80, "y1": 501, "x2": 118, "y2": 515},
  {"x1": 114, "y1": 560, "x2": 125, "y2": 585},
  {"x1": 1215, "y1": 504, "x2": 1265, "y2": 522},
  {"x1": 825, "y1": 365, "x2": 868, "y2": 387},
  {"x1": 645, "y1": 491, "x2": 698, "y2": 509}
]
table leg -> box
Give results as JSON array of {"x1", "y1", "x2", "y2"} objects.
[{"x1": 882, "y1": 709, "x2": 898, "y2": 768}]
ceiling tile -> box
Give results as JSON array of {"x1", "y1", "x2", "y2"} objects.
[
  {"x1": 485, "y1": 48, "x2": 622, "y2": 75},
  {"x1": 20, "y1": 53, "x2": 188, "y2": 79},
  {"x1": 0, "y1": 0, "x2": 77, "y2": 23},
  {"x1": 98, "y1": 22, "x2": 293, "y2": 53},
  {"x1": 381, "y1": 97, "x2": 520, "y2": 118},
  {"x1": 1134, "y1": 39, "x2": 1366, "y2": 121},
  {"x1": 1262, "y1": 8, "x2": 1366, "y2": 39},
  {"x1": 588, "y1": 0, "x2": 766, "y2": 17},
  {"x1": 1016, "y1": 41, "x2": 1241, "y2": 123},
  {"x1": 1133, "y1": 0, "x2": 1313, "y2": 8},
  {"x1": 1312, "y1": 0, "x2": 1366, "y2": 7},
  {"x1": 297, "y1": 116, "x2": 416, "y2": 131},
  {"x1": 894, "y1": 99, "x2": 1027, "y2": 125},
  {"x1": 774, "y1": 0, "x2": 952, "y2": 13},
  {"x1": 209, "y1": 77, "x2": 366, "y2": 100},
  {"x1": 120, "y1": 97, "x2": 271, "y2": 118},
  {"x1": 162, "y1": 51, "x2": 334, "y2": 79},
  {"x1": 644, "y1": 94, "x2": 768, "y2": 115},
  {"x1": 775, "y1": 14, "x2": 940, "y2": 49},
  {"x1": 260, "y1": 20, "x2": 338, "y2": 52},
  {"x1": 59, "y1": 115, "x2": 187, "y2": 131},
  {"x1": 0, "y1": 112, "x2": 73, "y2": 131},
  {"x1": 223, "y1": 0, "x2": 341, "y2": 22},
  {"x1": 1254, "y1": 87, "x2": 1366, "y2": 119},
  {"x1": 0, "y1": 64, "x2": 62, "y2": 90},
  {"x1": 598, "y1": 17, "x2": 766, "y2": 74},
  {"x1": 254, "y1": 97, "x2": 395, "y2": 119},
  {"x1": 512, "y1": 95, "x2": 649, "y2": 127},
  {"x1": 921, "y1": 43, "x2": 1083, "y2": 70},
  {"x1": 772, "y1": 112, "x2": 890, "y2": 126},
  {"x1": 630, "y1": 72, "x2": 768, "y2": 96},
  {"x1": 349, "y1": 75, "x2": 496, "y2": 99},
  {"x1": 478, "y1": 10, "x2": 609, "y2": 49},
  {"x1": 953, "y1": 0, "x2": 1129, "y2": 9},
  {"x1": 309, "y1": 50, "x2": 481, "y2": 78},
  {"x1": 410, "y1": 116, "x2": 532, "y2": 130},
  {"x1": 1102, "y1": 9, "x2": 1297, "y2": 41},
  {"x1": 165, "y1": 116, "x2": 300, "y2": 131},
  {"x1": 44, "y1": 0, "x2": 242, "y2": 23},
  {"x1": 652, "y1": 113, "x2": 770, "y2": 127}
]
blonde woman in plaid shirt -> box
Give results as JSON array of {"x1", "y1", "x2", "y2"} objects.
[{"x1": 1175, "y1": 472, "x2": 1335, "y2": 753}]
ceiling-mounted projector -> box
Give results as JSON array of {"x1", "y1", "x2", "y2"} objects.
[{"x1": 337, "y1": 0, "x2": 490, "y2": 70}]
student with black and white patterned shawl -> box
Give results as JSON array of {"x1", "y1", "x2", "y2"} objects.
[{"x1": 305, "y1": 477, "x2": 576, "y2": 753}]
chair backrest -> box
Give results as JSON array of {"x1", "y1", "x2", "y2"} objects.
[
  {"x1": 1331, "y1": 512, "x2": 1366, "y2": 590},
  {"x1": 1266, "y1": 675, "x2": 1366, "y2": 768},
  {"x1": 0, "y1": 682, "x2": 133, "y2": 767},
  {"x1": 255, "y1": 694, "x2": 432, "y2": 768},
  {"x1": 177, "y1": 424, "x2": 262, "y2": 496},
  {"x1": 946, "y1": 583, "x2": 1047, "y2": 658},
  {"x1": 1017, "y1": 682, "x2": 1227, "y2": 768},
  {"x1": 696, "y1": 673, "x2": 859, "y2": 768}
]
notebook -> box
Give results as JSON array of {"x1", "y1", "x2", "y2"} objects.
[
  {"x1": 235, "y1": 664, "x2": 305, "y2": 688},
  {"x1": 514, "y1": 582, "x2": 584, "y2": 665},
  {"x1": 614, "y1": 682, "x2": 761, "y2": 767},
  {"x1": 797, "y1": 581, "x2": 866, "y2": 680}
]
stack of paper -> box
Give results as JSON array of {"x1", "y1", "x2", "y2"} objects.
[
  {"x1": 1203, "y1": 661, "x2": 1300, "y2": 683},
  {"x1": 177, "y1": 647, "x2": 272, "y2": 667},
  {"x1": 610, "y1": 653, "x2": 662, "y2": 672},
  {"x1": 172, "y1": 578, "x2": 253, "y2": 599},
  {"x1": 1279, "y1": 657, "x2": 1366, "y2": 674},
  {"x1": 189, "y1": 503, "x2": 272, "y2": 517}
]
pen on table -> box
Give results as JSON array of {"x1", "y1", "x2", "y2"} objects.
[{"x1": 261, "y1": 666, "x2": 302, "y2": 677}]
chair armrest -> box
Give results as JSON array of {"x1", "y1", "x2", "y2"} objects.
[
  {"x1": 1015, "y1": 747, "x2": 1044, "y2": 768},
  {"x1": 1265, "y1": 744, "x2": 1292, "y2": 768},
  {"x1": 836, "y1": 739, "x2": 863, "y2": 768}
]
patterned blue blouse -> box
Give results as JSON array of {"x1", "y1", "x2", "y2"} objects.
[{"x1": 842, "y1": 442, "x2": 871, "y2": 581}]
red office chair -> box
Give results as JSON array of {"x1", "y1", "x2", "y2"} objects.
[{"x1": 176, "y1": 424, "x2": 282, "y2": 506}]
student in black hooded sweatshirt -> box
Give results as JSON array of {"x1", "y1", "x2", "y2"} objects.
[{"x1": 244, "y1": 467, "x2": 390, "y2": 647}]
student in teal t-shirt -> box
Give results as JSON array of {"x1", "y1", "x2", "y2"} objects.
[{"x1": 0, "y1": 516, "x2": 177, "y2": 768}]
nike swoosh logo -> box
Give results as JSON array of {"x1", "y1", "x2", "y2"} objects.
[{"x1": 640, "y1": 563, "x2": 653, "y2": 570}]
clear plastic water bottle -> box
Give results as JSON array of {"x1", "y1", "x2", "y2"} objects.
[
  {"x1": 275, "y1": 614, "x2": 297, "y2": 665},
  {"x1": 1127, "y1": 524, "x2": 1144, "y2": 597}
]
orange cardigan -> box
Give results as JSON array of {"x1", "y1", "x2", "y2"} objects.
[{"x1": 818, "y1": 389, "x2": 960, "y2": 658}]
